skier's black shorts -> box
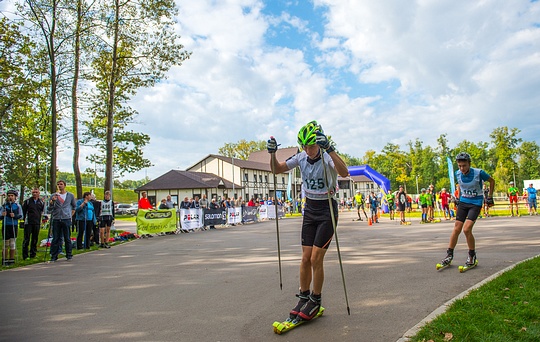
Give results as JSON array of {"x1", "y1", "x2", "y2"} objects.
[
  {"x1": 456, "y1": 202, "x2": 481, "y2": 222},
  {"x1": 301, "y1": 198, "x2": 337, "y2": 249},
  {"x1": 2, "y1": 225, "x2": 17, "y2": 240},
  {"x1": 99, "y1": 216, "x2": 113, "y2": 228}
]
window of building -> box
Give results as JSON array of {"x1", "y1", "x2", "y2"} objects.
[
  {"x1": 254, "y1": 174, "x2": 257, "y2": 183},
  {"x1": 282, "y1": 177, "x2": 285, "y2": 184},
  {"x1": 244, "y1": 173, "x2": 249, "y2": 182},
  {"x1": 259, "y1": 175, "x2": 263, "y2": 182},
  {"x1": 265, "y1": 175, "x2": 268, "y2": 183}
]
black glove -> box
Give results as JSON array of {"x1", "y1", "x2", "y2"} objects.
[
  {"x1": 315, "y1": 131, "x2": 334, "y2": 153},
  {"x1": 267, "y1": 137, "x2": 279, "y2": 153}
]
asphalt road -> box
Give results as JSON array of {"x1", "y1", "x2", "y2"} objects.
[{"x1": 1, "y1": 212, "x2": 539, "y2": 342}]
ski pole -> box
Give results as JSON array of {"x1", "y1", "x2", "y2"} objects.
[
  {"x1": 2, "y1": 205, "x2": 6, "y2": 266},
  {"x1": 270, "y1": 141, "x2": 283, "y2": 291},
  {"x1": 44, "y1": 198, "x2": 54, "y2": 263},
  {"x1": 322, "y1": 151, "x2": 351, "y2": 315}
]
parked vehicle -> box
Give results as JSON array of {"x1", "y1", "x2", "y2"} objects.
[
  {"x1": 115, "y1": 203, "x2": 132, "y2": 215},
  {"x1": 126, "y1": 204, "x2": 138, "y2": 215}
]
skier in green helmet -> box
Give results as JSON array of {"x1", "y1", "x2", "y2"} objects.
[{"x1": 267, "y1": 120, "x2": 349, "y2": 321}]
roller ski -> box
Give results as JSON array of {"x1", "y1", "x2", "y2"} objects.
[
  {"x1": 436, "y1": 252, "x2": 453, "y2": 271},
  {"x1": 272, "y1": 307, "x2": 325, "y2": 334},
  {"x1": 459, "y1": 254, "x2": 478, "y2": 273},
  {"x1": 400, "y1": 220, "x2": 411, "y2": 225},
  {"x1": 273, "y1": 292, "x2": 324, "y2": 334}
]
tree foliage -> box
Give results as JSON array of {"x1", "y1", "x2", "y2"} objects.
[
  {"x1": 362, "y1": 127, "x2": 538, "y2": 194},
  {"x1": 0, "y1": 17, "x2": 50, "y2": 195},
  {"x1": 218, "y1": 140, "x2": 267, "y2": 159},
  {"x1": 3, "y1": 0, "x2": 190, "y2": 197}
]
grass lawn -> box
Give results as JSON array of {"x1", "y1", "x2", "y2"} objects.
[
  {"x1": 1, "y1": 226, "x2": 133, "y2": 270},
  {"x1": 409, "y1": 256, "x2": 540, "y2": 342}
]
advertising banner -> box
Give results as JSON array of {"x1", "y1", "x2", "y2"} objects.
[
  {"x1": 227, "y1": 207, "x2": 242, "y2": 225},
  {"x1": 242, "y1": 206, "x2": 258, "y2": 223},
  {"x1": 258, "y1": 205, "x2": 268, "y2": 219},
  {"x1": 179, "y1": 208, "x2": 203, "y2": 230},
  {"x1": 203, "y1": 208, "x2": 227, "y2": 226},
  {"x1": 264, "y1": 205, "x2": 285, "y2": 219},
  {"x1": 136, "y1": 209, "x2": 177, "y2": 235}
]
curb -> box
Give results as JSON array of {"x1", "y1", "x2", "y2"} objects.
[{"x1": 396, "y1": 254, "x2": 540, "y2": 342}]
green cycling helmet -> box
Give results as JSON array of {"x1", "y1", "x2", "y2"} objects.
[{"x1": 297, "y1": 120, "x2": 321, "y2": 146}]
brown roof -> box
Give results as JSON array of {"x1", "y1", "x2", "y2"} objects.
[
  {"x1": 135, "y1": 170, "x2": 242, "y2": 191},
  {"x1": 210, "y1": 154, "x2": 272, "y2": 172},
  {"x1": 248, "y1": 147, "x2": 299, "y2": 164}
]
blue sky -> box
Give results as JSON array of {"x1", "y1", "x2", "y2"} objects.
[{"x1": 5, "y1": 0, "x2": 538, "y2": 180}]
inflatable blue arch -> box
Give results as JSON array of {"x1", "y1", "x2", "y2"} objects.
[
  {"x1": 349, "y1": 165, "x2": 392, "y2": 213},
  {"x1": 348, "y1": 165, "x2": 391, "y2": 193}
]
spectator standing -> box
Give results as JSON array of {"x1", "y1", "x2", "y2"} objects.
[
  {"x1": 208, "y1": 198, "x2": 219, "y2": 229},
  {"x1": 180, "y1": 197, "x2": 191, "y2": 209},
  {"x1": 526, "y1": 183, "x2": 537, "y2": 215},
  {"x1": 90, "y1": 194, "x2": 100, "y2": 246},
  {"x1": 427, "y1": 185, "x2": 436, "y2": 221},
  {"x1": 419, "y1": 188, "x2": 428, "y2": 223},
  {"x1": 99, "y1": 191, "x2": 114, "y2": 248},
  {"x1": 385, "y1": 189, "x2": 395, "y2": 221},
  {"x1": 48, "y1": 180, "x2": 76, "y2": 261},
  {"x1": 138, "y1": 191, "x2": 153, "y2": 210},
  {"x1": 396, "y1": 185, "x2": 407, "y2": 225},
  {"x1": 75, "y1": 192, "x2": 95, "y2": 250},
  {"x1": 2, "y1": 190, "x2": 22, "y2": 265},
  {"x1": 406, "y1": 194, "x2": 412, "y2": 213},
  {"x1": 193, "y1": 196, "x2": 201, "y2": 209},
  {"x1": 507, "y1": 181, "x2": 520, "y2": 217},
  {"x1": 482, "y1": 184, "x2": 491, "y2": 217},
  {"x1": 22, "y1": 188, "x2": 45, "y2": 260},
  {"x1": 165, "y1": 195, "x2": 175, "y2": 209},
  {"x1": 158, "y1": 199, "x2": 168, "y2": 209},
  {"x1": 199, "y1": 194, "x2": 209, "y2": 209},
  {"x1": 440, "y1": 188, "x2": 452, "y2": 220}
]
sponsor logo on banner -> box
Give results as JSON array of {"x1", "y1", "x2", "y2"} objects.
[
  {"x1": 183, "y1": 213, "x2": 200, "y2": 220},
  {"x1": 145, "y1": 211, "x2": 173, "y2": 219},
  {"x1": 242, "y1": 207, "x2": 259, "y2": 223}
]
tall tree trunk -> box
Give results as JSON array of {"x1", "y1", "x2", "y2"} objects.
[
  {"x1": 72, "y1": 0, "x2": 83, "y2": 199},
  {"x1": 49, "y1": 1, "x2": 58, "y2": 194},
  {"x1": 104, "y1": 0, "x2": 120, "y2": 195}
]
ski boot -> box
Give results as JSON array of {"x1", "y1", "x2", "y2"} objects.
[
  {"x1": 289, "y1": 290, "x2": 310, "y2": 320},
  {"x1": 459, "y1": 253, "x2": 478, "y2": 273},
  {"x1": 298, "y1": 293, "x2": 322, "y2": 321},
  {"x1": 436, "y1": 252, "x2": 453, "y2": 270}
]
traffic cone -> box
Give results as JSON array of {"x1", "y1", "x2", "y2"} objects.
[{"x1": 368, "y1": 217, "x2": 372, "y2": 226}]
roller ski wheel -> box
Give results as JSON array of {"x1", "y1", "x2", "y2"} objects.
[
  {"x1": 272, "y1": 307, "x2": 324, "y2": 334},
  {"x1": 436, "y1": 262, "x2": 451, "y2": 271},
  {"x1": 400, "y1": 221, "x2": 411, "y2": 225},
  {"x1": 459, "y1": 260, "x2": 478, "y2": 273}
]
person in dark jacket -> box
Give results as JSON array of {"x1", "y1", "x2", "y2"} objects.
[{"x1": 22, "y1": 188, "x2": 45, "y2": 259}]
